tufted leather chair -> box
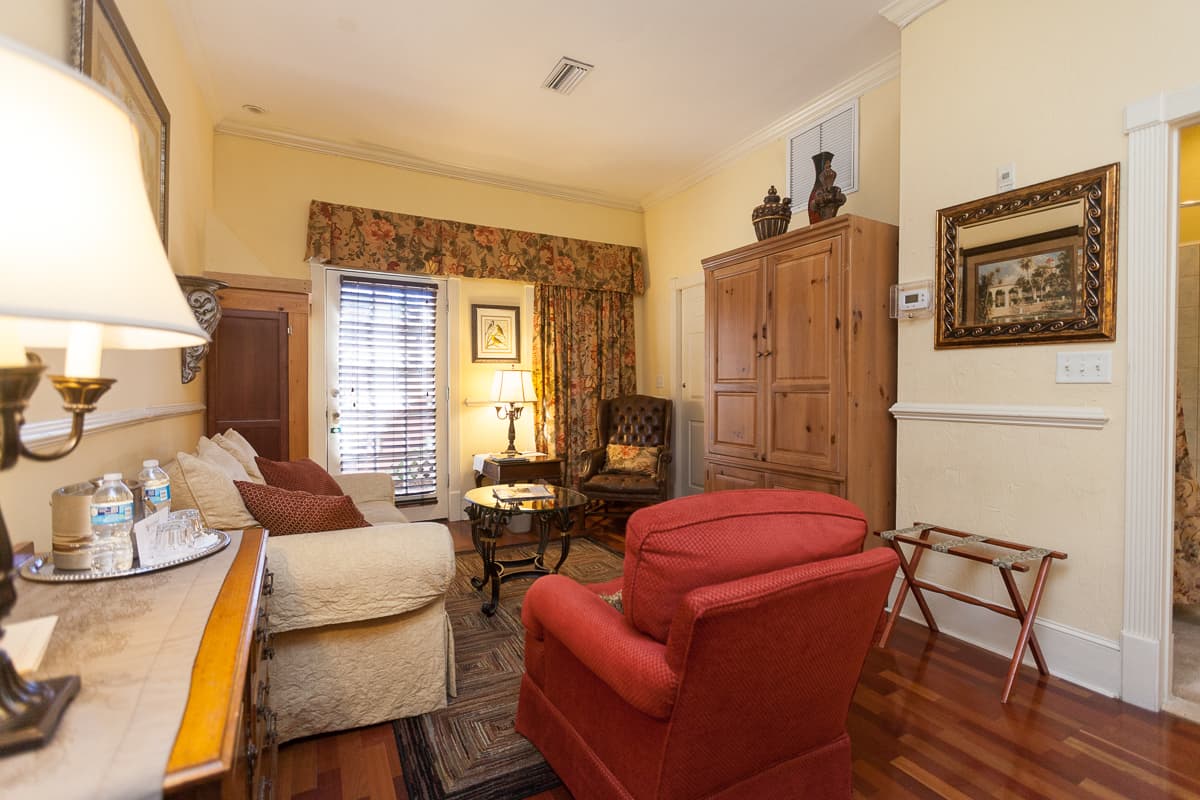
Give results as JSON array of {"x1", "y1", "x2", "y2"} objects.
[{"x1": 578, "y1": 394, "x2": 673, "y2": 518}]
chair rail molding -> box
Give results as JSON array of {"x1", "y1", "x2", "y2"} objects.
[
  {"x1": 21, "y1": 402, "x2": 206, "y2": 451},
  {"x1": 889, "y1": 402, "x2": 1108, "y2": 430},
  {"x1": 1122, "y1": 82, "x2": 1200, "y2": 711}
]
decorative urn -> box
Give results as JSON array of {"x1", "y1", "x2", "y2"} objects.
[{"x1": 751, "y1": 185, "x2": 792, "y2": 241}]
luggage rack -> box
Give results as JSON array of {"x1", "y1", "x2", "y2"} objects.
[{"x1": 874, "y1": 522, "x2": 1067, "y2": 703}]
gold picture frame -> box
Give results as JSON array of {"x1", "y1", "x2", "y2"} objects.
[
  {"x1": 935, "y1": 163, "x2": 1118, "y2": 348},
  {"x1": 73, "y1": 0, "x2": 170, "y2": 247},
  {"x1": 471, "y1": 305, "x2": 520, "y2": 362}
]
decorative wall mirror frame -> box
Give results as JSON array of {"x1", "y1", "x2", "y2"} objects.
[{"x1": 935, "y1": 162, "x2": 1119, "y2": 348}]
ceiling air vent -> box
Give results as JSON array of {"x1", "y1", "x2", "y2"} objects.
[{"x1": 542, "y1": 57, "x2": 594, "y2": 95}]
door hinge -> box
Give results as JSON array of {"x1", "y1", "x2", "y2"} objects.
[{"x1": 287, "y1": 326, "x2": 293, "y2": 335}]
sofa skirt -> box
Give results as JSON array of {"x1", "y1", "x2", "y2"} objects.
[{"x1": 271, "y1": 599, "x2": 455, "y2": 743}]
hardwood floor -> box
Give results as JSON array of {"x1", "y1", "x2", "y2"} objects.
[{"x1": 277, "y1": 524, "x2": 1200, "y2": 799}]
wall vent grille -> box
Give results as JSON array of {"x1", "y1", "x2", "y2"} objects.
[{"x1": 542, "y1": 57, "x2": 594, "y2": 95}]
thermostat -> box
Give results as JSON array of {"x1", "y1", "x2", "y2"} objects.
[{"x1": 889, "y1": 280, "x2": 934, "y2": 320}]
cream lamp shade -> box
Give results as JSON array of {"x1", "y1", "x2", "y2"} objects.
[
  {"x1": 0, "y1": 36, "x2": 207, "y2": 377},
  {"x1": 491, "y1": 369, "x2": 537, "y2": 404}
]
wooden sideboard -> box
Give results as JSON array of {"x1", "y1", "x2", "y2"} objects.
[{"x1": 164, "y1": 528, "x2": 277, "y2": 800}]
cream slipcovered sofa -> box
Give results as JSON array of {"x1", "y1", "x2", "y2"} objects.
[{"x1": 163, "y1": 433, "x2": 456, "y2": 743}]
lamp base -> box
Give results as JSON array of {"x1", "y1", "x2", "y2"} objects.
[{"x1": 0, "y1": 670, "x2": 79, "y2": 754}]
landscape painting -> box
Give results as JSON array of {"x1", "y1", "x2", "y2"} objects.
[{"x1": 959, "y1": 229, "x2": 1082, "y2": 327}]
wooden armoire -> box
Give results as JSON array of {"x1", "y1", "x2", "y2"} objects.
[{"x1": 701, "y1": 214, "x2": 898, "y2": 533}]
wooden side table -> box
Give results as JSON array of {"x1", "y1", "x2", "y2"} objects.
[
  {"x1": 474, "y1": 455, "x2": 564, "y2": 488},
  {"x1": 874, "y1": 522, "x2": 1067, "y2": 703}
]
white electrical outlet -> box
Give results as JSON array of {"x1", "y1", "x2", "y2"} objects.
[
  {"x1": 655, "y1": 374, "x2": 664, "y2": 389},
  {"x1": 997, "y1": 163, "x2": 1016, "y2": 192},
  {"x1": 1056, "y1": 351, "x2": 1112, "y2": 384}
]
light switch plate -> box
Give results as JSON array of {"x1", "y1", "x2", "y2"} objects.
[
  {"x1": 998, "y1": 162, "x2": 1016, "y2": 192},
  {"x1": 1056, "y1": 351, "x2": 1112, "y2": 383}
]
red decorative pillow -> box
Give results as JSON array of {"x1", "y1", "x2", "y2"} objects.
[
  {"x1": 255, "y1": 457, "x2": 344, "y2": 496},
  {"x1": 234, "y1": 481, "x2": 369, "y2": 536}
]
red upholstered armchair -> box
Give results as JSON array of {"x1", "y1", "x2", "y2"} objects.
[{"x1": 515, "y1": 490, "x2": 898, "y2": 800}]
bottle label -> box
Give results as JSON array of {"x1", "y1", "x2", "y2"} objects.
[
  {"x1": 144, "y1": 484, "x2": 171, "y2": 505},
  {"x1": 91, "y1": 501, "x2": 133, "y2": 526}
]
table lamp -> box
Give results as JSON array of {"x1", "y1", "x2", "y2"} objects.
[
  {"x1": 0, "y1": 37, "x2": 208, "y2": 752},
  {"x1": 491, "y1": 370, "x2": 537, "y2": 456}
]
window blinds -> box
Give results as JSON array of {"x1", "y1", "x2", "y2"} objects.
[{"x1": 335, "y1": 275, "x2": 439, "y2": 500}]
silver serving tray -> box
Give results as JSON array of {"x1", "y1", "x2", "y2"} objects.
[{"x1": 19, "y1": 531, "x2": 231, "y2": 583}]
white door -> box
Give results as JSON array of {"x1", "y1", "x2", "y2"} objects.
[
  {"x1": 676, "y1": 281, "x2": 706, "y2": 496},
  {"x1": 325, "y1": 269, "x2": 449, "y2": 521}
]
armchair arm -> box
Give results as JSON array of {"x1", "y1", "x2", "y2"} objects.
[
  {"x1": 577, "y1": 447, "x2": 606, "y2": 482},
  {"x1": 523, "y1": 575, "x2": 679, "y2": 719},
  {"x1": 655, "y1": 448, "x2": 673, "y2": 492},
  {"x1": 334, "y1": 471, "x2": 395, "y2": 504}
]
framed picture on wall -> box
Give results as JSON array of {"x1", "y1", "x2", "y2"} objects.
[
  {"x1": 73, "y1": 0, "x2": 171, "y2": 246},
  {"x1": 471, "y1": 305, "x2": 520, "y2": 362}
]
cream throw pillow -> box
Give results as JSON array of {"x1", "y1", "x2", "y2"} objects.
[
  {"x1": 197, "y1": 436, "x2": 251, "y2": 483},
  {"x1": 163, "y1": 459, "x2": 196, "y2": 512},
  {"x1": 173, "y1": 452, "x2": 257, "y2": 530},
  {"x1": 212, "y1": 431, "x2": 265, "y2": 483}
]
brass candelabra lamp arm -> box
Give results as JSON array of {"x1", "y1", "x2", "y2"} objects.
[
  {"x1": 494, "y1": 402, "x2": 525, "y2": 456},
  {"x1": 0, "y1": 351, "x2": 114, "y2": 752},
  {"x1": 0, "y1": 355, "x2": 115, "y2": 466}
]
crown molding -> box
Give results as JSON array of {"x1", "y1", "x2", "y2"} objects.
[
  {"x1": 879, "y1": 0, "x2": 946, "y2": 29},
  {"x1": 214, "y1": 122, "x2": 644, "y2": 213},
  {"x1": 640, "y1": 50, "x2": 900, "y2": 208}
]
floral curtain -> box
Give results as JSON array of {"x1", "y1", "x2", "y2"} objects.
[
  {"x1": 1176, "y1": 382, "x2": 1200, "y2": 604},
  {"x1": 305, "y1": 200, "x2": 645, "y2": 295},
  {"x1": 533, "y1": 285, "x2": 636, "y2": 486}
]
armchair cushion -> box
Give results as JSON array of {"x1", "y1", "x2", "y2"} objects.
[
  {"x1": 579, "y1": 472, "x2": 660, "y2": 495},
  {"x1": 604, "y1": 444, "x2": 661, "y2": 475},
  {"x1": 624, "y1": 489, "x2": 868, "y2": 642}
]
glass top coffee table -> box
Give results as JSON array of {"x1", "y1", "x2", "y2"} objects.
[{"x1": 462, "y1": 483, "x2": 588, "y2": 615}]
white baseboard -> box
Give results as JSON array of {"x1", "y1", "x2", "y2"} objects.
[
  {"x1": 1119, "y1": 629, "x2": 1162, "y2": 710},
  {"x1": 888, "y1": 575, "x2": 1121, "y2": 698}
]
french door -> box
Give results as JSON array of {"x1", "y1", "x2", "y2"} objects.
[{"x1": 325, "y1": 270, "x2": 448, "y2": 520}]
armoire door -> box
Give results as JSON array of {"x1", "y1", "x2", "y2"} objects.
[
  {"x1": 706, "y1": 258, "x2": 764, "y2": 462},
  {"x1": 765, "y1": 235, "x2": 845, "y2": 473},
  {"x1": 207, "y1": 308, "x2": 290, "y2": 460}
]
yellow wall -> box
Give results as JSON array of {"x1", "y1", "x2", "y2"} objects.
[
  {"x1": 0, "y1": 0, "x2": 214, "y2": 549},
  {"x1": 640, "y1": 78, "x2": 900, "y2": 394},
  {"x1": 895, "y1": 0, "x2": 1200, "y2": 642},
  {"x1": 1182, "y1": 124, "x2": 1200, "y2": 244},
  {"x1": 210, "y1": 135, "x2": 646, "y2": 508}
]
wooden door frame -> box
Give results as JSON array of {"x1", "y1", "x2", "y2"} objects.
[{"x1": 207, "y1": 275, "x2": 310, "y2": 461}]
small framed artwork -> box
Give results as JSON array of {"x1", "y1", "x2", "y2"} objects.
[
  {"x1": 959, "y1": 227, "x2": 1083, "y2": 330},
  {"x1": 471, "y1": 305, "x2": 520, "y2": 362},
  {"x1": 73, "y1": 0, "x2": 171, "y2": 246}
]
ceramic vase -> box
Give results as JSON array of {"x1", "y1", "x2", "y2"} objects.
[{"x1": 751, "y1": 185, "x2": 792, "y2": 241}]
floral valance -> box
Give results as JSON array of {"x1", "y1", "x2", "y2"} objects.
[{"x1": 305, "y1": 200, "x2": 645, "y2": 295}]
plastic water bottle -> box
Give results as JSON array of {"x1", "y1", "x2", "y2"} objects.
[
  {"x1": 91, "y1": 473, "x2": 134, "y2": 572},
  {"x1": 138, "y1": 459, "x2": 171, "y2": 516}
]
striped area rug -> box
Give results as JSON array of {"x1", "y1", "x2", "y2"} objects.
[{"x1": 394, "y1": 537, "x2": 625, "y2": 800}]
